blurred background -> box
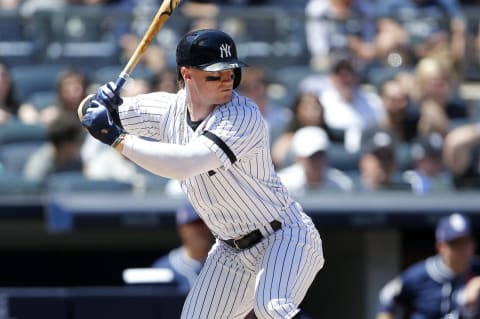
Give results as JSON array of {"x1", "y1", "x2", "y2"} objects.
[{"x1": 1, "y1": 0, "x2": 480, "y2": 318}]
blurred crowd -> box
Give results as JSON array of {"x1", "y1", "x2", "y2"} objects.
[{"x1": 1, "y1": 0, "x2": 480, "y2": 196}]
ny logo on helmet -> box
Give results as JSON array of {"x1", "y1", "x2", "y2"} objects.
[{"x1": 219, "y1": 43, "x2": 232, "y2": 58}]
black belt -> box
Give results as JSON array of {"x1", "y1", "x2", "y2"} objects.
[{"x1": 222, "y1": 220, "x2": 282, "y2": 250}]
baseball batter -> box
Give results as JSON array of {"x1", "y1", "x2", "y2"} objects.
[{"x1": 80, "y1": 29, "x2": 325, "y2": 319}]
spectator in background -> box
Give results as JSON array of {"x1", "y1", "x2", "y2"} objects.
[
  {"x1": 319, "y1": 57, "x2": 385, "y2": 152},
  {"x1": 18, "y1": 68, "x2": 89, "y2": 126},
  {"x1": 444, "y1": 122, "x2": 480, "y2": 190},
  {"x1": 378, "y1": 78, "x2": 420, "y2": 143},
  {"x1": 355, "y1": 128, "x2": 410, "y2": 191},
  {"x1": 412, "y1": 58, "x2": 470, "y2": 137},
  {"x1": 402, "y1": 133, "x2": 453, "y2": 194},
  {"x1": 237, "y1": 65, "x2": 291, "y2": 145},
  {"x1": 152, "y1": 68, "x2": 178, "y2": 94},
  {"x1": 271, "y1": 92, "x2": 329, "y2": 169},
  {"x1": 374, "y1": 0, "x2": 466, "y2": 84},
  {"x1": 376, "y1": 213, "x2": 480, "y2": 319},
  {"x1": 277, "y1": 126, "x2": 354, "y2": 195},
  {"x1": 0, "y1": 62, "x2": 19, "y2": 125},
  {"x1": 304, "y1": 0, "x2": 377, "y2": 77},
  {"x1": 150, "y1": 203, "x2": 214, "y2": 294},
  {"x1": 22, "y1": 111, "x2": 84, "y2": 183},
  {"x1": 115, "y1": 0, "x2": 172, "y2": 74}
]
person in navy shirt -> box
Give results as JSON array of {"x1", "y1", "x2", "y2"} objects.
[
  {"x1": 151, "y1": 203, "x2": 215, "y2": 294},
  {"x1": 376, "y1": 213, "x2": 480, "y2": 319}
]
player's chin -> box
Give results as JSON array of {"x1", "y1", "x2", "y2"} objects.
[{"x1": 217, "y1": 90, "x2": 233, "y2": 103}]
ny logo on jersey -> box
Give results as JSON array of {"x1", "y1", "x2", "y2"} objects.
[{"x1": 219, "y1": 43, "x2": 232, "y2": 58}]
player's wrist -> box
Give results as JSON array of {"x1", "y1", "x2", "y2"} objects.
[{"x1": 112, "y1": 131, "x2": 127, "y2": 149}]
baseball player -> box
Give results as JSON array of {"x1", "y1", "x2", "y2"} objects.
[
  {"x1": 376, "y1": 213, "x2": 480, "y2": 319},
  {"x1": 80, "y1": 29, "x2": 325, "y2": 319}
]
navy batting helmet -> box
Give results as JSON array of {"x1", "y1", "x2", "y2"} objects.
[{"x1": 176, "y1": 29, "x2": 247, "y2": 89}]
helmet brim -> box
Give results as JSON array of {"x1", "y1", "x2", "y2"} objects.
[{"x1": 199, "y1": 60, "x2": 248, "y2": 72}]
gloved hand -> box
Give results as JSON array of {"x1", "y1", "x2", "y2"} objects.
[
  {"x1": 81, "y1": 101, "x2": 124, "y2": 146},
  {"x1": 89, "y1": 81, "x2": 124, "y2": 128},
  {"x1": 94, "y1": 81, "x2": 123, "y2": 112}
]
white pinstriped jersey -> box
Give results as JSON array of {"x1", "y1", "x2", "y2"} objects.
[{"x1": 118, "y1": 89, "x2": 298, "y2": 240}]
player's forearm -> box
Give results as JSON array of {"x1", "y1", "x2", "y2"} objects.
[{"x1": 115, "y1": 134, "x2": 221, "y2": 179}]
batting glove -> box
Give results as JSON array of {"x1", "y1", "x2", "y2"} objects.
[
  {"x1": 81, "y1": 101, "x2": 124, "y2": 146},
  {"x1": 94, "y1": 81, "x2": 123, "y2": 112}
]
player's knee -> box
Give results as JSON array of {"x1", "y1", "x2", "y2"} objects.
[{"x1": 253, "y1": 298, "x2": 297, "y2": 319}]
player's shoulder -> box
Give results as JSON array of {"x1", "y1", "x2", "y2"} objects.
[
  {"x1": 217, "y1": 91, "x2": 262, "y2": 118},
  {"x1": 151, "y1": 247, "x2": 182, "y2": 268},
  {"x1": 229, "y1": 91, "x2": 260, "y2": 110},
  {"x1": 143, "y1": 91, "x2": 179, "y2": 102},
  {"x1": 471, "y1": 255, "x2": 480, "y2": 275},
  {"x1": 123, "y1": 91, "x2": 178, "y2": 107},
  {"x1": 401, "y1": 257, "x2": 430, "y2": 282}
]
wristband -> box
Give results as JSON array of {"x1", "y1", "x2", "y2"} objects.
[{"x1": 112, "y1": 132, "x2": 127, "y2": 148}]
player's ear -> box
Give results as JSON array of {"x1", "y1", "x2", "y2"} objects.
[{"x1": 181, "y1": 67, "x2": 191, "y2": 80}]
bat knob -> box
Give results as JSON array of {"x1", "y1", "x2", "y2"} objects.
[{"x1": 77, "y1": 94, "x2": 94, "y2": 121}]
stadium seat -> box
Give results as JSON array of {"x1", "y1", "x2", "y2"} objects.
[
  {"x1": 46, "y1": 172, "x2": 134, "y2": 194},
  {"x1": 54, "y1": 41, "x2": 119, "y2": 74},
  {"x1": 91, "y1": 65, "x2": 155, "y2": 86},
  {"x1": 26, "y1": 91, "x2": 57, "y2": 110},
  {"x1": 0, "y1": 10, "x2": 38, "y2": 66},
  {"x1": 0, "y1": 41, "x2": 36, "y2": 67},
  {"x1": 0, "y1": 120, "x2": 46, "y2": 144},
  {"x1": 10, "y1": 64, "x2": 66, "y2": 103},
  {"x1": 0, "y1": 172, "x2": 41, "y2": 195},
  {"x1": 0, "y1": 141, "x2": 45, "y2": 175},
  {"x1": 327, "y1": 142, "x2": 360, "y2": 172}
]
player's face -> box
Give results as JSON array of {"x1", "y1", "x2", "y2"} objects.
[
  {"x1": 179, "y1": 220, "x2": 215, "y2": 258},
  {"x1": 185, "y1": 68, "x2": 235, "y2": 105},
  {"x1": 438, "y1": 235, "x2": 476, "y2": 274}
]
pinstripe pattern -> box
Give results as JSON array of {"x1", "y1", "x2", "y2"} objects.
[
  {"x1": 118, "y1": 89, "x2": 324, "y2": 318},
  {"x1": 182, "y1": 212, "x2": 324, "y2": 319}
]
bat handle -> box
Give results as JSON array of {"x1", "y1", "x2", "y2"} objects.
[{"x1": 114, "y1": 71, "x2": 130, "y2": 93}]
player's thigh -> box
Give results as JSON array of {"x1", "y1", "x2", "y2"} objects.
[
  {"x1": 254, "y1": 222, "x2": 324, "y2": 318},
  {"x1": 181, "y1": 242, "x2": 254, "y2": 319}
]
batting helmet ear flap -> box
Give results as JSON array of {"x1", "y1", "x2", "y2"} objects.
[{"x1": 233, "y1": 68, "x2": 241, "y2": 89}]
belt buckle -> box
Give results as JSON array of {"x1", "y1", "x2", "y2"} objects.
[{"x1": 231, "y1": 234, "x2": 245, "y2": 249}]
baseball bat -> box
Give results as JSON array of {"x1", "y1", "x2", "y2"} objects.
[
  {"x1": 78, "y1": 0, "x2": 181, "y2": 121},
  {"x1": 114, "y1": 0, "x2": 182, "y2": 90}
]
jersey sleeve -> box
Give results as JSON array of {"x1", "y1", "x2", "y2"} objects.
[
  {"x1": 198, "y1": 95, "x2": 267, "y2": 170},
  {"x1": 118, "y1": 91, "x2": 179, "y2": 141},
  {"x1": 378, "y1": 271, "x2": 416, "y2": 315}
]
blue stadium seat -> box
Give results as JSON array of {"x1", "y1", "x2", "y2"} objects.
[
  {"x1": 0, "y1": 172, "x2": 41, "y2": 195},
  {"x1": 0, "y1": 141, "x2": 44, "y2": 175},
  {"x1": 10, "y1": 64, "x2": 66, "y2": 103},
  {"x1": 0, "y1": 41, "x2": 37, "y2": 67},
  {"x1": 46, "y1": 172, "x2": 134, "y2": 194},
  {"x1": 54, "y1": 41, "x2": 119, "y2": 74},
  {"x1": 327, "y1": 142, "x2": 360, "y2": 172},
  {"x1": 91, "y1": 65, "x2": 155, "y2": 86},
  {"x1": 26, "y1": 91, "x2": 57, "y2": 110},
  {"x1": 0, "y1": 11, "x2": 38, "y2": 66},
  {"x1": 0, "y1": 120, "x2": 46, "y2": 144}
]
